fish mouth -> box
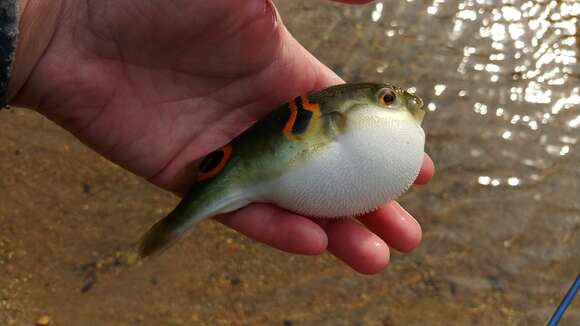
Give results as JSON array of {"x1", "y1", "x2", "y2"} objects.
[{"x1": 408, "y1": 95, "x2": 425, "y2": 124}]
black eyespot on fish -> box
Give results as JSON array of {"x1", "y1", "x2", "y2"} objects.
[
  {"x1": 196, "y1": 145, "x2": 233, "y2": 182},
  {"x1": 199, "y1": 150, "x2": 224, "y2": 173},
  {"x1": 282, "y1": 95, "x2": 320, "y2": 140},
  {"x1": 292, "y1": 97, "x2": 313, "y2": 134}
]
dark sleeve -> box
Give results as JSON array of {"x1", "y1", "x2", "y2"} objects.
[{"x1": 0, "y1": 0, "x2": 18, "y2": 108}]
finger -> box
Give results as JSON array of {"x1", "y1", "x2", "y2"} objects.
[
  {"x1": 415, "y1": 153, "x2": 435, "y2": 185},
  {"x1": 358, "y1": 202, "x2": 422, "y2": 253},
  {"x1": 216, "y1": 203, "x2": 328, "y2": 255},
  {"x1": 330, "y1": 0, "x2": 375, "y2": 4},
  {"x1": 326, "y1": 219, "x2": 390, "y2": 274}
]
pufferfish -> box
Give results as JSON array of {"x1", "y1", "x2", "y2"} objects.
[{"x1": 139, "y1": 82, "x2": 426, "y2": 257}]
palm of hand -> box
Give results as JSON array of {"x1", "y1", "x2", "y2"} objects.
[{"x1": 16, "y1": 0, "x2": 433, "y2": 274}]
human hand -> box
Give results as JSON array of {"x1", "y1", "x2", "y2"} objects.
[{"x1": 11, "y1": 0, "x2": 434, "y2": 274}]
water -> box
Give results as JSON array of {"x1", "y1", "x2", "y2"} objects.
[{"x1": 1, "y1": 0, "x2": 578, "y2": 325}]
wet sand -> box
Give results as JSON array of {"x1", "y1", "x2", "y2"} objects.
[{"x1": 1, "y1": 0, "x2": 579, "y2": 325}]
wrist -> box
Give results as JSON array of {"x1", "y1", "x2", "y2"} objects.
[{"x1": 7, "y1": 0, "x2": 63, "y2": 105}]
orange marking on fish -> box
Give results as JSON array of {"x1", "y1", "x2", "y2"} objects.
[
  {"x1": 196, "y1": 145, "x2": 233, "y2": 182},
  {"x1": 301, "y1": 96, "x2": 320, "y2": 113},
  {"x1": 283, "y1": 100, "x2": 299, "y2": 140},
  {"x1": 283, "y1": 95, "x2": 322, "y2": 140}
]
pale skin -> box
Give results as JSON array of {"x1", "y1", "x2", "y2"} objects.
[{"x1": 11, "y1": 0, "x2": 435, "y2": 274}]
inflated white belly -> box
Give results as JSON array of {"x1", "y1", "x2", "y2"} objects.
[{"x1": 266, "y1": 117, "x2": 425, "y2": 218}]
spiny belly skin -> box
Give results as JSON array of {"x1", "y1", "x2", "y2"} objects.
[{"x1": 265, "y1": 120, "x2": 425, "y2": 218}]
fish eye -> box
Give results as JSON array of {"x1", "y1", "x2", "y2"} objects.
[{"x1": 380, "y1": 90, "x2": 396, "y2": 107}]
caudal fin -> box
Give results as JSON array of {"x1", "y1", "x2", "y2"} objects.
[
  {"x1": 137, "y1": 200, "x2": 202, "y2": 258},
  {"x1": 138, "y1": 214, "x2": 184, "y2": 258},
  {"x1": 138, "y1": 191, "x2": 249, "y2": 258}
]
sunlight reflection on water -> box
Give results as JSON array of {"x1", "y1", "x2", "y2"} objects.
[{"x1": 370, "y1": 0, "x2": 578, "y2": 188}]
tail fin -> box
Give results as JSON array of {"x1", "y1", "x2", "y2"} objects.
[
  {"x1": 138, "y1": 191, "x2": 250, "y2": 258},
  {"x1": 138, "y1": 208, "x2": 192, "y2": 258}
]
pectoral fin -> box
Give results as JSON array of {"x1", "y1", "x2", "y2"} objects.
[{"x1": 326, "y1": 111, "x2": 347, "y2": 139}]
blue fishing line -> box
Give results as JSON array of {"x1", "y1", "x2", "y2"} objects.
[{"x1": 546, "y1": 273, "x2": 580, "y2": 326}]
